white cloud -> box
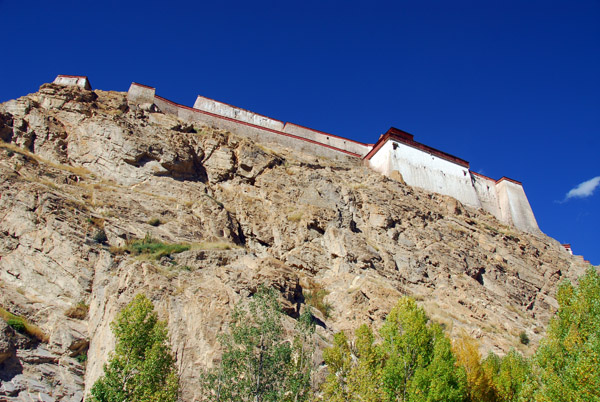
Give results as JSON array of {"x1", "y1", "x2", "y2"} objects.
[{"x1": 565, "y1": 176, "x2": 600, "y2": 200}]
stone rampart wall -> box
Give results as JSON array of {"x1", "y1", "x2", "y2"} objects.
[
  {"x1": 282, "y1": 123, "x2": 371, "y2": 156},
  {"x1": 126, "y1": 81, "x2": 540, "y2": 234},
  {"x1": 193, "y1": 96, "x2": 285, "y2": 131},
  {"x1": 471, "y1": 172, "x2": 502, "y2": 220},
  {"x1": 151, "y1": 92, "x2": 359, "y2": 160},
  {"x1": 496, "y1": 178, "x2": 540, "y2": 234},
  {"x1": 369, "y1": 139, "x2": 483, "y2": 208}
]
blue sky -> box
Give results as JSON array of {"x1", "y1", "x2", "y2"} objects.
[{"x1": 1, "y1": 0, "x2": 598, "y2": 264}]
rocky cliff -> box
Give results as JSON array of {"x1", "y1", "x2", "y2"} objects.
[{"x1": 0, "y1": 83, "x2": 590, "y2": 401}]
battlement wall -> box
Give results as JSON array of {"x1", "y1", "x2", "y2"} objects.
[
  {"x1": 193, "y1": 95, "x2": 285, "y2": 131},
  {"x1": 137, "y1": 85, "x2": 361, "y2": 160},
  {"x1": 282, "y1": 123, "x2": 372, "y2": 156},
  {"x1": 471, "y1": 172, "x2": 502, "y2": 220},
  {"x1": 191, "y1": 94, "x2": 371, "y2": 157},
  {"x1": 123, "y1": 80, "x2": 540, "y2": 234},
  {"x1": 369, "y1": 138, "x2": 483, "y2": 208},
  {"x1": 365, "y1": 128, "x2": 540, "y2": 234}
]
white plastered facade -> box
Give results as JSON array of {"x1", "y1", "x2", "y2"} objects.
[
  {"x1": 123, "y1": 79, "x2": 541, "y2": 235},
  {"x1": 368, "y1": 139, "x2": 540, "y2": 234},
  {"x1": 496, "y1": 179, "x2": 540, "y2": 234},
  {"x1": 369, "y1": 140, "x2": 482, "y2": 208}
]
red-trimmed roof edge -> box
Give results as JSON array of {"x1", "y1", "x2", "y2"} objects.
[
  {"x1": 131, "y1": 82, "x2": 156, "y2": 90},
  {"x1": 471, "y1": 171, "x2": 497, "y2": 182},
  {"x1": 363, "y1": 127, "x2": 470, "y2": 168},
  {"x1": 154, "y1": 95, "x2": 362, "y2": 158},
  {"x1": 194, "y1": 96, "x2": 370, "y2": 148},
  {"x1": 56, "y1": 74, "x2": 89, "y2": 80},
  {"x1": 496, "y1": 176, "x2": 523, "y2": 185},
  {"x1": 284, "y1": 122, "x2": 371, "y2": 147}
]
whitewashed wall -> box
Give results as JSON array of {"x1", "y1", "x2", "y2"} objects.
[
  {"x1": 282, "y1": 123, "x2": 372, "y2": 157},
  {"x1": 127, "y1": 83, "x2": 155, "y2": 105},
  {"x1": 496, "y1": 179, "x2": 540, "y2": 233},
  {"x1": 370, "y1": 140, "x2": 482, "y2": 208},
  {"x1": 193, "y1": 96, "x2": 285, "y2": 131},
  {"x1": 53, "y1": 75, "x2": 91, "y2": 90},
  {"x1": 472, "y1": 174, "x2": 502, "y2": 220}
]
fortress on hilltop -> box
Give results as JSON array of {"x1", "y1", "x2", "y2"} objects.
[{"x1": 53, "y1": 75, "x2": 541, "y2": 234}]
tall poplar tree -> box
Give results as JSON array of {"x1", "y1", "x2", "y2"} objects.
[
  {"x1": 202, "y1": 286, "x2": 315, "y2": 402},
  {"x1": 322, "y1": 297, "x2": 466, "y2": 402},
  {"x1": 535, "y1": 267, "x2": 600, "y2": 401},
  {"x1": 90, "y1": 294, "x2": 179, "y2": 402}
]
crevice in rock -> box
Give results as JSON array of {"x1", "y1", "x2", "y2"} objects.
[
  {"x1": 307, "y1": 221, "x2": 325, "y2": 235},
  {"x1": 474, "y1": 267, "x2": 485, "y2": 286},
  {"x1": 124, "y1": 152, "x2": 159, "y2": 168}
]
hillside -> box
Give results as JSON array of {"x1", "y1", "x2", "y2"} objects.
[{"x1": 0, "y1": 82, "x2": 590, "y2": 401}]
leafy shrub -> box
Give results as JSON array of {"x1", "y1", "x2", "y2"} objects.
[
  {"x1": 93, "y1": 229, "x2": 108, "y2": 244},
  {"x1": 76, "y1": 352, "x2": 87, "y2": 363},
  {"x1": 201, "y1": 286, "x2": 315, "y2": 402},
  {"x1": 535, "y1": 267, "x2": 600, "y2": 401},
  {"x1": 303, "y1": 284, "x2": 332, "y2": 318},
  {"x1": 483, "y1": 350, "x2": 532, "y2": 402},
  {"x1": 147, "y1": 217, "x2": 161, "y2": 227},
  {"x1": 128, "y1": 234, "x2": 189, "y2": 260},
  {"x1": 519, "y1": 331, "x2": 530, "y2": 345},
  {"x1": 7, "y1": 318, "x2": 26, "y2": 333},
  {"x1": 0, "y1": 307, "x2": 48, "y2": 342},
  {"x1": 65, "y1": 302, "x2": 89, "y2": 320},
  {"x1": 453, "y1": 333, "x2": 497, "y2": 402},
  {"x1": 323, "y1": 297, "x2": 467, "y2": 402}
]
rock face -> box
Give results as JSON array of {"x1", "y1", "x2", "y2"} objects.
[{"x1": 0, "y1": 83, "x2": 591, "y2": 401}]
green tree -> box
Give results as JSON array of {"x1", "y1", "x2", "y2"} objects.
[
  {"x1": 453, "y1": 332, "x2": 497, "y2": 402},
  {"x1": 322, "y1": 331, "x2": 354, "y2": 402},
  {"x1": 322, "y1": 325, "x2": 386, "y2": 402},
  {"x1": 535, "y1": 267, "x2": 600, "y2": 402},
  {"x1": 349, "y1": 325, "x2": 386, "y2": 401},
  {"x1": 90, "y1": 294, "x2": 179, "y2": 402},
  {"x1": 322, "y1": 297, "x2": 466, "y2": 402},
  {"x1": 482, "y1": 350, "x2": 531, "y2": 402},
  {"x1": 202, "y1": 286, "x2": 315, "y2": 402}
]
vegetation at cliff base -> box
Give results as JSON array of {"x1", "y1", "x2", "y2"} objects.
[
  {"x1": 320, "y1": 268, "x2": 600, "y2": 401},
  {"x1": 456, "y1": 267, "x2": 600, "y2": 402},
  {"x1": 90, "y1": 294, "x2": 179, "y2": 402},
  {"x1": 87, "y1": 268, "x2": 599, "y2": 402},
  {"x1": 322, "y1": 297, "x2": 467, "y2": 402},
  {"x1": 201, "y1": 286, "x2": 315, "y2": 402},
  {"x1": 534, "y1": 266, "x2": 600, "y2": 401}
]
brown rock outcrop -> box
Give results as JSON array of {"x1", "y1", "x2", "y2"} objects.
[{"x1": 0, "y1": 83, "x2": 591, "y2": 401}]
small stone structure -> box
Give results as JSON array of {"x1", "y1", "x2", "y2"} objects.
[
  {"x1": 54, "y1": 76, "x2": 542, "y2": 234},
  {"x1": 562, "y1": 244, "x2": 573, "y2": 255},
  {"x1": 52, "y1": 75, "x2": 91, "y2": 90}
]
